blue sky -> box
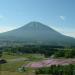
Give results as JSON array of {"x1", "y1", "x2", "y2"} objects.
[{"x1": 0, "y1": 0, "x2": 75, "y2": 37}]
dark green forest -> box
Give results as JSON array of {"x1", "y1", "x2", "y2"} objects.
[{"x1": 0, "y1": 45, "x2": 75, "y2": 58}]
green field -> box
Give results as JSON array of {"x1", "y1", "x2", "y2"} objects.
[{"x1": 0, "y1": 53, "x2": 45, "y2": 75}]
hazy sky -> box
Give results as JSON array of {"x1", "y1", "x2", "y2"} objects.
[{"x1": 0, "y1": 0, "x2": 75, "y2": 37}]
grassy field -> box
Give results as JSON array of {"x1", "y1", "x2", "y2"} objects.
[
  {"x1": 0, "y1": 61, "x2": 28, "y2": 71},
  {"x1": 0, "y1": 70, "x2": 37, "y2": 75},
  {"x1": 1, "y1": 52, "x2": 75, "y2": 75},
  {"x1": 0, "y1": 71, "x2": 27, "y2": 75},
  {"x1": 0, "y1": 53, "x2": 45, "y2": 75},
  {"x1": 0, "y1": 71, "x2": 50, "y2": 75},
  {"x1": 2, "y1": 52, "x2": 44, "y2": 60}
]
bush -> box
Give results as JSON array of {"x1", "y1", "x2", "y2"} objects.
[{"x1": 35, "y1": 64, "x2": 75, "y2": 75}]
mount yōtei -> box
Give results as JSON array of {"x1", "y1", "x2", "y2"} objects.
[{"x1": 0, "y1": 22, "x2": 75, "y2": 46}]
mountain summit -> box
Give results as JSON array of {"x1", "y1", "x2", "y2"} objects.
[{"x1": 0, "y1": 21, "x2": 75, "y2": 46}]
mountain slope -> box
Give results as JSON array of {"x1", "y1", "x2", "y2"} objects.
[{"x1": 0, "y1": 22, "x2": 75, "y2": 46}]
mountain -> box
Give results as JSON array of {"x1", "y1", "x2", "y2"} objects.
[{"x1": 0, "y1": 22, "x2": 75, "y2": 46}]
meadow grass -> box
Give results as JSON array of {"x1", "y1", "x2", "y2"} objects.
[
  {"x1": 0, "y1": 53, "x2": 44, "y2": 75},
  {"x1": 0, "y1": 70, "x2": 37, "y2": 75},
  {"x1": 2, "y1": 52, "x2": 44, "y2": 60},
  {"x1": 0, "y1": 61, "x2": 28, "y2": 71}
]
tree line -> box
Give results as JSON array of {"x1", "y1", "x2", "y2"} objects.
[{"x1": 1, "y1": 45, "x2": 75, "y2": 58}]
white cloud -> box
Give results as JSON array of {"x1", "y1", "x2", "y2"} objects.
[
  {"x1": 0, "y1": 25, "x2": 18, "y2": 33},
  {"x1": 0, "y1": 27, "x2": 11, "y2": 33},
  {"x1": 50, "y1": 26, "x2": 75, "y2": 38},
  {"x1": 59, "y1": 16, "x2": 65, "y2": 20},
  {"x1": 0, "y1": 28, "x2": 8, "y2": 33},
  {"x1": 65, "y1": 32, "x2": 75, "y2": 38}
]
